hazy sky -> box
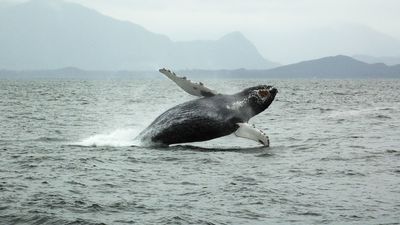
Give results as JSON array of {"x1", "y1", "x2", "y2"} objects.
[
  {"x1": 70, "y1": 0, "x2": 400, "y2": 63},
  {"x1": 2, "y1": 0, "x2": 400, "y2": 63}
]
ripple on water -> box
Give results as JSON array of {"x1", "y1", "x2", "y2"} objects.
[{"x1": 1, "y1": 79, "x2": 400, "y2": 224}]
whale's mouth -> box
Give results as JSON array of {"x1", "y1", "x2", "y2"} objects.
[{"x1": 269, "y1": 87, "x2": 278, "y2": 95}]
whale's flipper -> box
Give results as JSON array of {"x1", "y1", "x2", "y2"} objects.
[
  {"x1": 159, "y1": 68, "x2": 218, "y2": 97},
  {"x1": 234, "y1": 123, "x2": 270, "y2": 147}
]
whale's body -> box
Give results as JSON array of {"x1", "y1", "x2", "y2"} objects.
[
  {"x1": 138, "y1": 94, "x2": 247, "y2": 145},
  {"x1": 136, "y1": 69, "x2": 277, "y2": 147}
]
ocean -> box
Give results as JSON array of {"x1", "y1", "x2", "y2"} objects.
[{"x1": 0, "y1": 78, "x2": 399, "y2": 224}]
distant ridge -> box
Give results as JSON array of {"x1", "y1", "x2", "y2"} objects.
[
  {"x1": 260, "y1": 55, "x2": 400, "y2": 78},
  {"x1": 1, "y1": 55, "x2": 400, "y2": 79},
  {"x1": 0, "y1": 67, "x2": 160, "y2": 79},
  {"x1": 352, "y1": 54, "x2": 400, "y2": 66},
  {"x1": 0, "y1": 0, "x2": 277, "y2": 70},
  {"x1": 176, "y1": 55, "x2": 400, "y2": 78}
]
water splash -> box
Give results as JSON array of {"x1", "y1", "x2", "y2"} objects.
[{"x1": 74, "y1": 128, "x2": 141, "y2": 147}]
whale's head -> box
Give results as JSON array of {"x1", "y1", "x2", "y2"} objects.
[{"x1": 238, "y1": 85, "x2": 278, "y2": 118}]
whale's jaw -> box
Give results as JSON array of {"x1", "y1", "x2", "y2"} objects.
[{"x1": 234, "y1": 85, "x2": 278, "y2": 118}]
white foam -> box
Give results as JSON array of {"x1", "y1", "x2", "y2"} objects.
[{"x1": 75, "y1": 128, "x2": 141, "y2": 147}]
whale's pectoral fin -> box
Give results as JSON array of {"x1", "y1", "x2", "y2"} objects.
[
  {"x1": 159, "y1": 68, "x2": 218, "y2": 97},
  {"x1": 234, "y1": 123, "x2": 270, "y2": 147}
]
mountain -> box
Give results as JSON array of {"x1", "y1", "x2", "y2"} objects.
[
  {"x1": 181, "y1": 55, "x2": 400, "y2": 78},
  {"x1": 0, "y1": 0, "x2": 276, "y2": 70},
  {"x1": 353, "y1": 55, "x2": 400, "y2": 66},
  {"x1": 256, "y1": 55, "x2": 400, "y2": 78},
  {"x1": 167, "y1": 32, "x2": 278, "y2": 69}
]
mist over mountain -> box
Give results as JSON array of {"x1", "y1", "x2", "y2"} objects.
[
  {"x1": 253, "y1": 24, "x2": 400, "y2": 65},
  {"x1": 167, "y1": 31, "x2": 276, "y2": 70},
  {"x1": 0, "y1": 0, "x2": 276, "y2": 70}
]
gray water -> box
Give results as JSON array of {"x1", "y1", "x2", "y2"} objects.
[{"x1": 0, "y1": 79, "x2": 399, "y2": 225}]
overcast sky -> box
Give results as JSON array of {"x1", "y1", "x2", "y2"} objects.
[
  {"x1": 2, "y1": 0, "x2": 400, "y2": 63},
  {"x1": 70, "y1": 0, "x2": 400, "y2": 63}
]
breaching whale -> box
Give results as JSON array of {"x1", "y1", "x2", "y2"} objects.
[{"x1": 136, "y1": 69, "x2": 277, "y2": 147}]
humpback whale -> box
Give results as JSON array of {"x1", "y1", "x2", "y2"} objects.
[{"x1": 136, "y1": 69, "x2": 277, "y2": 147}]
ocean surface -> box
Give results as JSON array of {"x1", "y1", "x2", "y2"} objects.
[{"x1": 0, "y1": 78, "x2": 399, "y2": 225}]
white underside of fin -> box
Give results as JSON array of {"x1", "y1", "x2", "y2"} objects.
[
  {"x1": 159, "y1": 68, "x2": 218, "y2": 97},
  {"x1": 234, "y1": 123, "x2": 270, "y2": 147}
]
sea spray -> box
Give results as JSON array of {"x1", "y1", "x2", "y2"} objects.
[{"x1": 75, "y1": 128, "x2": 141, "y2": 147}]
